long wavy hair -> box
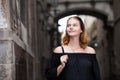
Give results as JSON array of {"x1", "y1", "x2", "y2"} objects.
[{"x1": 61, "y1": 16, "x2": 88, "y2": 49}]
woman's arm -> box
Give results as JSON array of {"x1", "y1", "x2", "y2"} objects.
[
  {"x1": 45, "y1": 54, "x2": 59, "y2": 79},
  {"x1": 54, "y1": 46, "x2": 68, "y2": 76},
  {"x1": 57, "y1": 63, "x2": 65, "y2": 76},
  {"x1": 45, "y1": 46, "x2": 68, "y2": 79}
]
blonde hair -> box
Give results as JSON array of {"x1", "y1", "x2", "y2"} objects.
[{"x1": 61, "y1": 16, "x2": 88, "y2": 49}]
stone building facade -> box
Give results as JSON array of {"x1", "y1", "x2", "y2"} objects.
[{"x1": 0, "y1": 0, "x2": 51, "y2": 80}]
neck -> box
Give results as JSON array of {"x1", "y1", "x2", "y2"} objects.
[{"x1": 68, "y1": 37, "x2": 80, "y2": 48}]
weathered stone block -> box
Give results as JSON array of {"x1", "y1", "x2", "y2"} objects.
[
  {"x1": 0, "y1": 64, "x2": 14, "y2": 80},
  {"x1": 0, "y1": 41, "x2": 13, "y2": 64}
]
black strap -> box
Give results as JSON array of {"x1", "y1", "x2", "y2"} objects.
[{"x1": 61, "y1": 46, "x2": 64, "y2": 53}]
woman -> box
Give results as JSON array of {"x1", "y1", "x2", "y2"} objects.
[{"x1": 45, "y1": 16, "x2": 101, "y2": 80}]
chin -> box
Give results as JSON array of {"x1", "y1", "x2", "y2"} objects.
[{"x1": 68, "y1": 33, "x2": 74, "y2": 36}]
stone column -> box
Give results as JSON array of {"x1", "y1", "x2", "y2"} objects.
[{"x1": 0, "y1": 0, "x2": 14, "y2": 80}]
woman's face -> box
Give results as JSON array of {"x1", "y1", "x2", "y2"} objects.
[{"x1": 66, "y1": 18, "x2": 82, "y2": 37}]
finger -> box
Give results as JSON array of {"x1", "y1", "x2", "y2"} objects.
[{"x1": 66, "y1": 55, "x2": 69, "y2": 59}]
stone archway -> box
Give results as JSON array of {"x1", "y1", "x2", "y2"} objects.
[{"x1": 54, "y1": 8, "x2": 107, "y2": 28}]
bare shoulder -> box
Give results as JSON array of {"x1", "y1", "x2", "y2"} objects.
[
  {"x1": 87, "y1": 46, "x2": 96, "y2": 54},
  {"x1": 53, "y1": 46, "x2": 63, "y2": 53}
]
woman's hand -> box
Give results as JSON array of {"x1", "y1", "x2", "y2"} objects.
[
  {"x1": 60, "y1": 55, "x2": 68, "y2": 67},
  {"x1": 57, "y1": 55, "x2": 68, "y2": 76}
]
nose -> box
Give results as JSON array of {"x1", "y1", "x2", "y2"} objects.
[
  {"x1": 69, "y1": 26, "x2": 73, "y2": 30},
  {"x1": 69, "y1": 27, "x2": 74, "y2": 31}
]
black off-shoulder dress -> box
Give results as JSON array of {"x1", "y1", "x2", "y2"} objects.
[{"x1": 45, "y1": 48, "x2": 101, "y2": 80}]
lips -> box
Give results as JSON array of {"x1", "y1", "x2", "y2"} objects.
[{"x1": 68, "y1": 30, "x2": 75, "y2": 33}]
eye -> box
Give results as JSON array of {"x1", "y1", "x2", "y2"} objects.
[
  {"x1": 73, "y1": 24, "x2": 77, "y2": 27},
  {"x1": 67, "y1": 24, "x2": 71, "y2": 27}
]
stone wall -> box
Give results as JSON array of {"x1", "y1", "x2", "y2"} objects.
[{"x1": 0, "y1": 0, "x2": 38, "y2": 80}]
